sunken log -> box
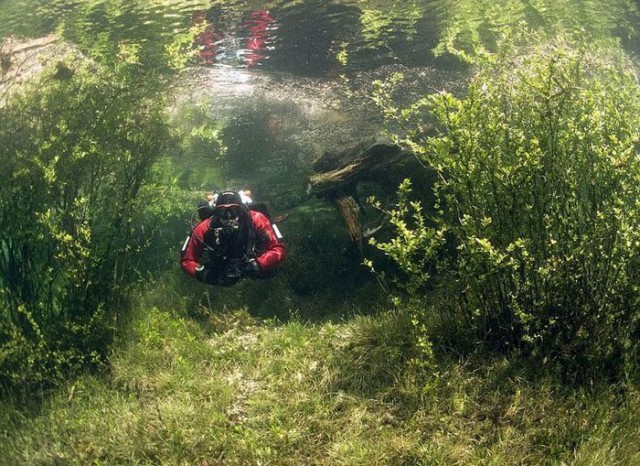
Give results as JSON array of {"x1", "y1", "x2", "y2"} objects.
[
  {"x1": 308, "y1": 140, "x2": 415, "y2": 245},
  {"x1": 309, "y1": 140, "x2": 408, "y2": 197},
  {"x1": 332, "y1": 195, "x2": 362, "y2": 243}
]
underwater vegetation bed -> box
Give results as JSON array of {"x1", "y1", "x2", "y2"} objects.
[{"x1": 1, "y1": 307, "x2": 639, "y2": 465}]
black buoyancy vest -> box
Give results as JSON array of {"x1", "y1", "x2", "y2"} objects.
[{"x1": 202, "y1": 205, "x2": 256, "y2": 261}]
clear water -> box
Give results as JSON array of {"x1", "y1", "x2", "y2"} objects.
[
  {"x1": 3, "y1": 0, "x2": 640, "y2": 316},
  {"x1": 3, "y1": 1, "x2": 640, "y2": 188},
  {"x1": 4, "y1": 0, "x2": 640, "y2": 206}
]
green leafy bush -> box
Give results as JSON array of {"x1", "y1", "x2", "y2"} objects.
[
  {"x1": 0, "y1": 54, "x2": 171, "y2": 390},
  {"x1": 375, "y1": 35, "x2": 640, "y2": 379}
]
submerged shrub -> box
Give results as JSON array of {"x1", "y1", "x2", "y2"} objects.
[
  {"x1": 0, "y1": 54, "x2": 170, "y2": 390},
  {"x1": 375, "y1": 35, "x2": 640, "y2": 379}
]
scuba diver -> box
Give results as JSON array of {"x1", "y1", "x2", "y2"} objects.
[{"x1": 181, "y1": 190, "x2": 286, "y2": 286}]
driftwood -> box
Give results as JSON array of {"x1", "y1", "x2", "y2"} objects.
[
  {"x1": 308, "y1": 140, "x2": 416, "y2": 246},
  {"x1": 331, "y1": 195, "x2": 362, "y2": 244},
  {"x1": 309, "y1": 140, "x2": 406, "y2": 196}
]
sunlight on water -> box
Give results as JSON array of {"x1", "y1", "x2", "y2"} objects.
[
  {"x1": 193, "y1": 9, "x2": 278, "y2": 68},
  {"x1": 2, "y1": 0, "x2": 640, "y2": 76},
  {"x1": 207, "y1": 65, "x2": 257, "y2": 96}
]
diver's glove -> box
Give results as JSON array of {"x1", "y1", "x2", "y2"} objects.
[
  {"x1": 242, "y1": 258, "x2": 260, "y2": 277},
  {"x1": 195, "y1": 264, "x2": 212, "y2": 283}
]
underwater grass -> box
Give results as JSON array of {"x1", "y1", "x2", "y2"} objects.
[{"x1": 1, "y1": 306, "x2": 639, "y2": 465}]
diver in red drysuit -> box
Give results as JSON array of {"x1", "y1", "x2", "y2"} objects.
[{"x1": 181, "y1": 191, "x2": 286, "y2": 286}]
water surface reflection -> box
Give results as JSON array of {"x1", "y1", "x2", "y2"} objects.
[
  {"x1": 193, "y1": 9, "x2": 278, "y2": 68},
  {"x1": 191, "y1": 0, "x2": 439, "y2": 75},
  {"x1": 2, "y1": 0, "x2": 640, "y2": 77}
]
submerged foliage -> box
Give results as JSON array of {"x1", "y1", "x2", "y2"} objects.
[
  {"x1": 374, "y1": 34, "x2": 640, "y2": 379},
  {"x1": 1, "y1": 307, "x2": 639, "y2": 464},
  {"x1": 0, "y1": 51, "x2": 171, "y2": 390}
]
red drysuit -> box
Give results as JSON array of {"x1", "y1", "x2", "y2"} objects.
[{"x1": 181, "y1": 209, "x2": 285, "y2": 280}]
